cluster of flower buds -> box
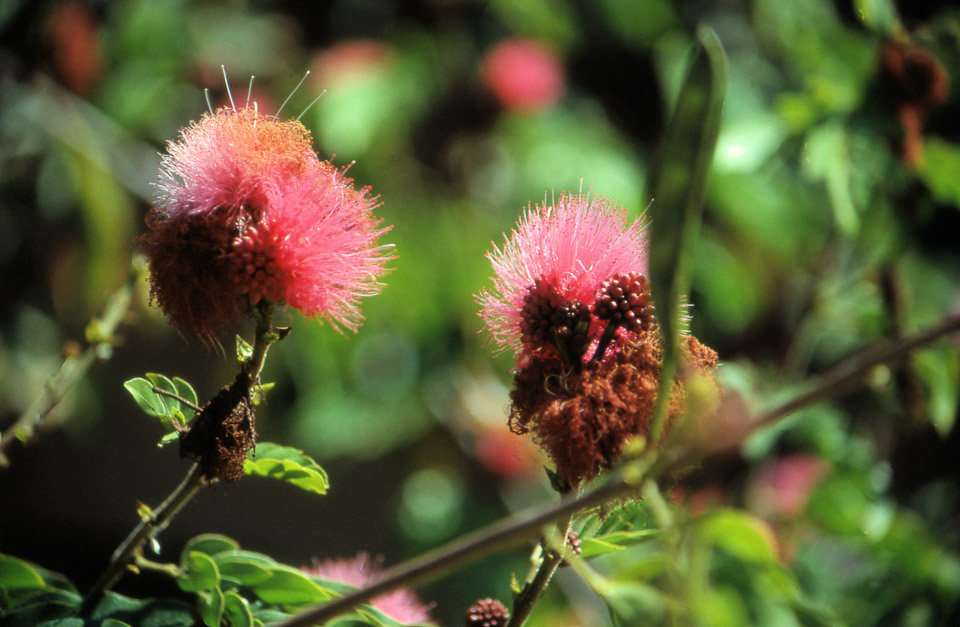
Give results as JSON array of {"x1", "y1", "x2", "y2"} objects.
[{"x1": 464, "y1": 597, "x2": 510, "y2": 627}]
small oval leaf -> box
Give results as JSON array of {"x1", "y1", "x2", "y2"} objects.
[
  {"x1": 244, "y1": 443, "x2": 329, "y2": 496},
  {"x1": 181, "y1": 535, "x2": 241, "y2": 563},
  {"x1": 177, "y1": 552, "x2": 221, "y2": 593},
  {"x1": 251, "y1": 567, "x2": 333, "y2": 606}
]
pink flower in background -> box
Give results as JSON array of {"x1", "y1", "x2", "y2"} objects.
[
  {"x1": 142, "y1": 106, "x2": 391, "y2": 340},
  {"x1": 748, "y1": 454, "x2": 830, "y2": 519},
  {"x1": 46, "y1": 1, "x2": 103, "y2": 94},
  {"x1": 481, "y1": 38, "x2": 565, "y2": 112},
  {"x1": 305, "y1": 555, "x2": 435, "y2": 625},
  {"x1": 477, "y1": 193, "x2": 647, "y2": 360},
  {"x1": 473, "y1": 426, "x2": 540, "y2": 479}
]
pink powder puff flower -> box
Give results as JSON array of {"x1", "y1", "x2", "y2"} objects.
[
  {"x1": 142, "y1": 106, "x2": 391, "y2": 341},
  {"x1": 304, "y1": 554, "x2": 435, "y2": 626},
  {"x1": 477, "y1": 193, "x2": 648, "y2": 363}
]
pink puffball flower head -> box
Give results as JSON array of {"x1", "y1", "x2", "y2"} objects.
[
  {"x1": 477, "y1": 193, "x2": 648, "y2": 365},
  {"x1": 304, "y1": 555, "x2": 435, "y2": 626},
  {"x1": 142, "y1": 106, "x2": 391, "y2": 342}
]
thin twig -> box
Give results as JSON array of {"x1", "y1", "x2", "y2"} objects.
[
  {"x1": 80, "y1": 463, "x2": 207, "y2": 615},
  {"x1": 752, "y1": 310, "x2": 960, "y2": 431},
  {"x1": 151, "y1": 387, "x2": 202, "y2": 413},
  {"x1": 0, "y1": 261, "x2": 142, "y2": 468},
  {"x1": 80, "y1": 304, "x2": 281, "y2": 615},
  {"x1": 273, "y1": 473, "x2": 643, "y2": 627}
]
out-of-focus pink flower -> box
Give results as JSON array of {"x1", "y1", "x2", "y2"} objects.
[
  {"x1": 142, "y1": 106, "x2": 391, "y2": 341},
  {"x1": 305, "y1": 555, "x2": 435, "y2": 626},
  {"x1": 46, "y1": 1, "x2": 103, "y2": 94},
  {"x1": 748, "y1": 454, "x2": 830, "y2": 519},
  {"x1": 474, "y1": 426, "x2": 540, "y2": 479},
  {"x1": 477, "y1": 193, "x2": 647, "y2": 361},
  {"x1": 481, "y1": 38, "x2": 565, "y2": 112}
]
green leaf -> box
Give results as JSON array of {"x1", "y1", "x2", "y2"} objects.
[
  {"x1": 0, "y1": 554, "x2": 46, "y2": 591},
  {"x1": 914, "y1": 347, "x2": 960, "y2": 437},
  {"x1": 102, "y1": 620, "x2": 133, "y2": 627},
  {"x1": 250, "y1": 567, "x2": 333, "y2": 606},
  {"x1": 145, "y1": 373, "x2": 179, "y2": 411},
  {"x1": 223, "y1": 591, "x2": 254, "y2": 627},
  {"x1": 177, "y1": 552, "x2": 221, "y2": 593},
  {"x1": 5, "y1": 590, "x2": 81, "y2": 625},
  {"x1": 181, "y1": 534, "x2": 240, "y2": 563},
  {"x1": 691, "y1": 585, "x2": 752, "y2": 627},
  {"x1": 92, "y1": 595, "x2": 197, "y2": 626},
  {"x1": 197, "y1": 587, "x2": 225, "y2": 627},
  {"x1": 579, "y1": 537, "x2": 626, "y2": 559},
  {"x1": 581, "y1": 530, "x2": 659, "y2": 559},
  {"x1": 853, "y1": 0, "x2": 901, "y2": 33},
  {"x1": 605, "y1": 580, "x2": 667, "y2": 626},
  {"x1": 173, "y1": 376, "x2": 199, "y2": 412},
  {"x1": 244, "y1": 442, "x2": 330, "y2": 496},
  {"x1": 698, "y1": 509, "x2": 777, "y2": 564},
  {"x1": 919, "y1": 138, "x2": 960, "y2": 209},
  {"x1": 123, "y1": 377, "x2": 168, "y2": 418},
  {"x1": 237, "y1": 335, "x2": 254, "y2": 362},
  {"x1": 646, "y1": 26, "x2": 727, "y2": 442},
  {"x1": 214, "y1": 550, "x2": 280, "y2": 568},
  {"x1": 251, "y1": 382, "x2": 276, "y2": 406},
  {"x1": 215, "y1": 556, "x2": 273, "y2": 586},
  {"x1": 124, "y1": 373, "x2": 197, "y2": 435}
]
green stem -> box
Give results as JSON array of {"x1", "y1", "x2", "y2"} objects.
[
  {"x1": 751, "y1": 310, "x2": 960, "y2": 433},
  {"x1": 506, "y1": 513, "x2": 574, "y2": 627},
  {"x1": 0, "y1": 260, "x2": 142, "y2": 468},
  {"x1": 245, "y1": 301, "x2": 278, "y2": 382},
  {"x1": 80, "y1": 463, "x2": 206, "y2": 615},
  {"x1": 134, "y1": 555, "x2": 183, "y2": 579}
]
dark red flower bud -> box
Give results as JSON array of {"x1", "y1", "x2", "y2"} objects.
[{"x1": 465, "y1": 597, "x2": 510, "y2": 627}]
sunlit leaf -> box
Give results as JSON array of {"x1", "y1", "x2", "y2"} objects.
[
  {"x1": 196, "y1": 587, "x2": 224, "y2": 627},
  {"x1": 123, "y1": 378, "x2": 167, "y2": 418},
  {"x1": 173, "y1": 376, "x2": 199, "y2": 412},
  {"x1": 244, "y1": 442, "x2": 329, "y2": 496},
  {"x1": 249, "y1": 567, "x2": 333, "y2": 606},
  {"x1": 0, "y1": 554, "x2": 46, "y2": 591},
  {"x1": 180, "y1": 534, "x2": 240, "y2": 563},
  {"x1": 222, "y1": 591, "x2": 254, "y2": 627},
  {"x1": 914, "y1": 347, "x2": 960, "y2": 438},
  {"x1": 237, "y1": 335, "x2": 254, "y2": 362},
  {"x1": 177, "y1": 551, "x2": 221, "y2": 593},
  {"x1": 698, "y1": 509, "x2": 777, "y2": 564},
  {"x1": 215, "y1": 556, "x2": 273, "y2": 586},
  {"x1": 919, "y1": 138, "x2": 960, "y2": 209}
]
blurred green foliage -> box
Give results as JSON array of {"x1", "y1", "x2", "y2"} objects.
[{"x1": 3, "y1": 0, "x2": 960, "y2": 624}]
